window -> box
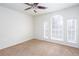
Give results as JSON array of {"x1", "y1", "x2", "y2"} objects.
[
  {"x1": 43, "y1": 15, "x2": 77, "y2": 44},
  {"x1": 67, "y1": 18, "x2": 77, "y2": 43},
  {"x1": 51, "y1": 15, "x2": 64, "y2": 41},
  {"x1": 44, "y1": 21, "x2": 49, "y2": 39}
]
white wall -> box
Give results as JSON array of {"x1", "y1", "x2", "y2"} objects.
[
  {"x1": 1, "y1": 4, "x2": 79, "y2": 49},
  {"x1": 0, "y1": 6, "x2": 33, "y2": 49},
  {"x1": 34, "y1": 5, "x2": 79, "y2": 48}
]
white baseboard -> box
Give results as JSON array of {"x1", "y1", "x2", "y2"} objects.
[
  {"x1": 35, "y1": 38, "x2": 79, "y2": 48},
  {"x1": 0, "y1": 37, "x2": 33, "y2": 50}
]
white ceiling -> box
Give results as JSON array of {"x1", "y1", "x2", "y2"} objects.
[{"x1": 0, "y1": 3, "x2": 78, "y2": 16}]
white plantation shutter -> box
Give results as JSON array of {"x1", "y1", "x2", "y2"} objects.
[
  {"x1": 44, "y1": 21, "x2": 49, "y2": 39},
  {"x1": 67, "y1": 18, "x2": 77, "y2": 43},
  {"x1": 51, "y1": 15, "x2": 64, "y2": 41}
]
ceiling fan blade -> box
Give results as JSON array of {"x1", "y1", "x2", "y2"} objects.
[
  {"x1": 34, "y1": 3, "x2": 39, "y2": 6},
  {"x1": 37, "y1": 6, "x2": 47, "y2": 9},
  {"x1": 24, "y1": 3, "x2": 33, "y2": 6},
  {"x1": 24, "y1": 7, "x2": 32, "y2": 10}
]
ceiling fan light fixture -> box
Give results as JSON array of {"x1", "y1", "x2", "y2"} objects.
[{"x1": 34, "y1": 10, "x2": 37, "y2": 13}]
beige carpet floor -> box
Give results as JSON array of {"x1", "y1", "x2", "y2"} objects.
[{"x1": 0, "y1": 39, "x2": 79, "y2": 56}]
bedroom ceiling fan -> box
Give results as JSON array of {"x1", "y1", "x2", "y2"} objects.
[{"x1": 24, "y1": 3, "x2": 47, "y2": 13}]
